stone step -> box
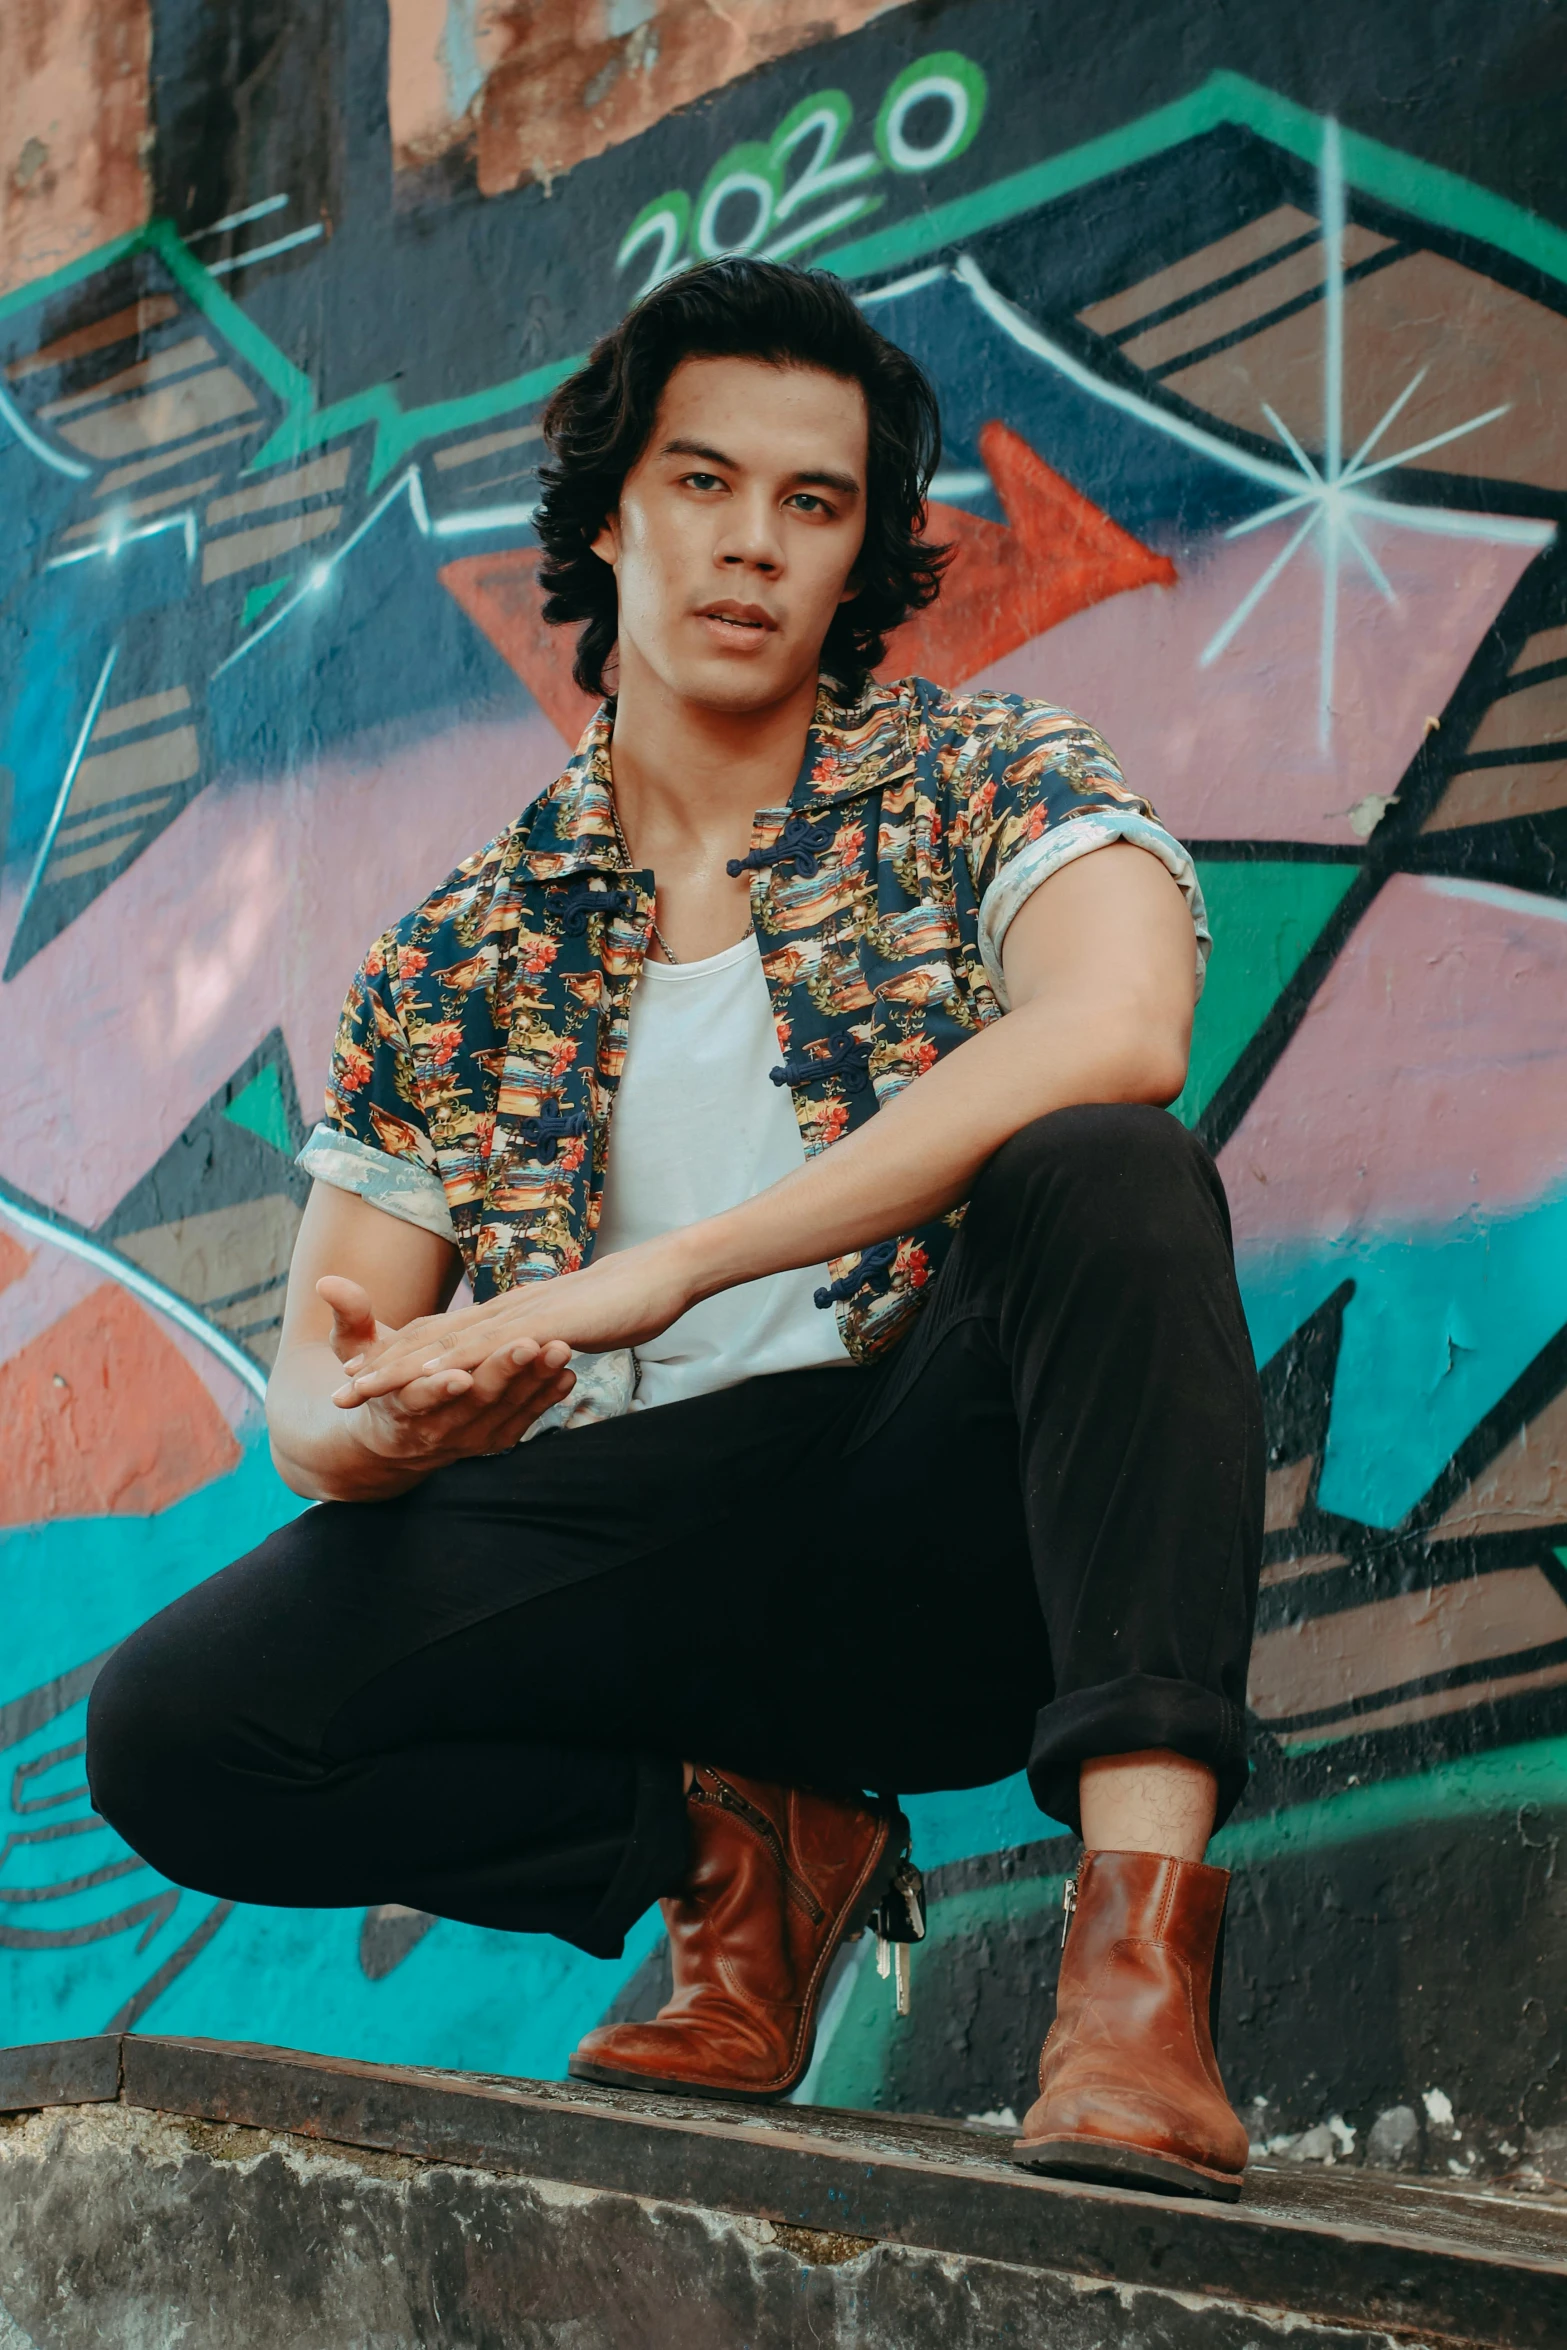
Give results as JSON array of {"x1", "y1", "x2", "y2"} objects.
[{"x1": 2, "y1": 2036, "x2": 1563, "y2": 2348}]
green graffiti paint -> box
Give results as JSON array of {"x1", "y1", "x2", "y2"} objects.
[
  {"x1": 223, "y1": 1065, "x2": 294, "y2": 1157},
  {"x1": 819, "y1": 68, "x2": 1567, "y2": 287},
  {"x1": 1214, "y1": 1737, "x2": 1567, "y2": 1861},
  {"x1": 813, "y1": 1736, "x2": 1567, "y2": 2107},
  {"x1": 239, "y1": 579, "x2": 295, "y2": 629},
  {"x1": 1171, "y1": 860, "x2": 1361, "y2": 1127},
  {"x1": 0, "y1": 225, "x2": 150, "y2": 330},
  {"x1": 244, "y1": 359, "x2": 582, "y2": 492},
  {"x1": 822, "y1": 86, "x2": 1222, "y2": 283},
  {"x1": 617, "y1": 51, "x2": 990, "y2": 295}
]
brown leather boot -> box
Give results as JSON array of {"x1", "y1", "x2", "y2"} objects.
[
  {"x1": 1012, "y1": 1848, "x2": 1249, "y2": 2201},
  {"x1": 568, "y1": 1766, "x2": 912, "y2": 2103}
]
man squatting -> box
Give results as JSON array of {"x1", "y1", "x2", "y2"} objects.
[{"x1": 89, "y1": 259, "x2": 1264, "y2": 2203}]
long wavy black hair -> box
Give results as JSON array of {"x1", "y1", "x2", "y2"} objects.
[{"x1": 534, "y1": 257, "x2": 950, "y2": 702}]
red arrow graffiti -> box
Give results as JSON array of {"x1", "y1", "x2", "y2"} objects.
[
  {"x1": 440, "y1": 546, "x2": 603, "y2": 747},
  {"x1": 877, "y1": 420, "x2": 1176, "y2": 685}
]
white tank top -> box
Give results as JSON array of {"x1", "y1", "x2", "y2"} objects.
[{"x1": 591, "y1": 933, "x2": 853, "y2": 1411}]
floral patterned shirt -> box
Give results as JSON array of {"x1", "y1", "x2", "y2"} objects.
[{"x1": 301, "y1": 675, "x2": 1207, "y2": 1373}]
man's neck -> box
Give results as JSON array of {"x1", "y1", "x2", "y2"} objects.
[{"x1": 607, "y1": 653, "x2": 820, "y2": 855}]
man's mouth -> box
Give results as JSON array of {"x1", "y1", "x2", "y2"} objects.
[{"x1": 698, "y1": 602, "x2": 777, "y2": 634}]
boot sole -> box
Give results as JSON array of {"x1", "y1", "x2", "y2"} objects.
[
  {"x1": 567, "y1": 1817, "x2": 907, "y2": 2106},
  {"x1": 1012, "y1": 2134, "x2": 1244, "y2": 2203},
  {"x1": 565, "y1": 2057, "x2": 807, "y2": 2105}
]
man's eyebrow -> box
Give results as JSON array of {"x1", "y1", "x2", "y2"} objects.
[
  {"x1": 789, "y1": 465, "x2": 862, "y2": 498},
  {"x1": 660, "y1": 438, "x2": 736, "y2": 469},
  {"x1": 660, "y1": 438, "x2": 861, "y2": 498}
]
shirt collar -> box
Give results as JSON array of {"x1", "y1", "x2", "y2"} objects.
[
  {"x1": 512, "y1": 702, "x2": 622, "y2": 878},
  {"x1": 514, "y1": 677, "x2": 916, "y2": 878},
  {"x1": 789, "y1": 675, "x2": 917, "y2": 810}
]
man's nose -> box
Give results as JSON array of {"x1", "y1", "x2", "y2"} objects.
[{"x1": 716, "y1": 496, "x2": 783, "y2": 572}]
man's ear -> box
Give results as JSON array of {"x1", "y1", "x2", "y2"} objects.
[{"x1": 590, "y1": 511, "x2": 620, "y2": 568}]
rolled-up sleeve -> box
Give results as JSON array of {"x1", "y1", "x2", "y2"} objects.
[
  {"x1": 296, "y1": 1123, "x2": 455, "y2": 1241},
  {"x1": 303, "y1": 937, "x2": 456, "y2": 1241},
  {"x1": 964, "y1": 704, "x2": 1209, "y2": 1010}
]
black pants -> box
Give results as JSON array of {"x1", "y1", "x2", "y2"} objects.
[{"x1": 88, "y1": 1106, "x2": 1264, "y2": 1960}]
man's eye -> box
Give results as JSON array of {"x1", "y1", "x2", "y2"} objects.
[{"x1": 684, "y1": 472, "x2": 722, "y2": 491}]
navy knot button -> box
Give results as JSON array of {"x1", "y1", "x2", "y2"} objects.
[
  {"x1": 770, "y1": 1036, "x2": 875, "y2": 1094},
  {"x1": 814, "y1": 1239, "x2": 898, "y2": 1309},
  {"x1": 726, "y1": 810, "x2": 838, "y2": 881},
  {"x1": 516, "y1": 1107, "x2": 589, "y2": 1163},
  {"x1": 552, "y1": 881, "x2": 636, "y2": 934}
]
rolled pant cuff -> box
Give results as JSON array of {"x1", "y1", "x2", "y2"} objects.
[
  {"x1": 1028, "y1": 1673, "x2": 1249, "y2": 1837},
  {"x1": 581, "y1": 1756, "x2": 690, "y2": 1959}
]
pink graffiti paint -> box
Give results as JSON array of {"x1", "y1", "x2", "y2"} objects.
[
  {"x1": 977, "y1": 513, "x2": 1538, "y2": 843},
  {"x1": 0, "y1": 711, "x2": 567, "y2": 1230},
  {"x1": 1219, "y1": 874, "x2": 1567, "y2": 1241}
]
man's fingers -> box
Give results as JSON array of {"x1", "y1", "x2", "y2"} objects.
[
  {"x1": 467, "y1": 1342, "x2": 559, "y2": 1406},
  {"x1": 448, "y1": 1337, "x2": 574, "y2": 1394},
  {"x1": 348, "y1": 1333, "x2": 570, "y2": 1402},
  {"x1": 401, "y1": 1372, "x2": 476, "y2": 1414},
  {"x1": 335, "y1": 1351, "x2": 560, "y2": 1417},
  {"x1": 337, "y1": 1326, "x2": 507, "y2": 1398},
  {"x1": 345, "y1": 1358, "x2": 458, "y2": 1403},
  {"x1": 488, "y1": 1368, "x2": 577, "y2": 1449},
  {"x1": 418, "y1": 1333, "x2": 572, "y2": 1381},
  {"x1": 318, "y1": 1275, "x2": 379, "y2": 1363},
  {"x1": 364, "y1": 1304, "x2": 511, "y2": 1381},
  {"x1": 333, "y1": 1368, "x2": 472, "y2": 1414}
]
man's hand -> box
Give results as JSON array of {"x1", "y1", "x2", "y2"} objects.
[
  {"x1": 265, "y1": 1188, "x2": 584, "y2": 1502},
  {"x1": 345, "y1": 1330, "x2": 577, "y2": 1467},
  {"x1": 317, "y1": 1273, "x2": 577, "y2": 1462},
  {"x1": 331, "y1": 1235, "x2": 698, "y2": 1408}
]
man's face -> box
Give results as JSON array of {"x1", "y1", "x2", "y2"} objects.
[{"x1": 591, "y1": 355, "x2": 869, "y2": 713}]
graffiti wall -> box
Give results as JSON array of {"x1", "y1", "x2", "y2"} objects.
[{"x1": 4, "y1": 0, "x2": 1566, "y2": 2183}]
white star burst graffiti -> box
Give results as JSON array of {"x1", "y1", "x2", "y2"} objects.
[
  {"x1": 1199, "y1": 119, "x2": 1524, "y2": 747},
  {"x1": 935, "y1": 141, "x2": 1556, "y2": 758}
]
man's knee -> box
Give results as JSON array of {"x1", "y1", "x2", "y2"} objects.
[
  {"x1": 978, "y1": 1104, "x2": 1221, "y2": 1242},
  {"x1": 86, "y1": 1612, "x2": 232, "y2": 1879}
]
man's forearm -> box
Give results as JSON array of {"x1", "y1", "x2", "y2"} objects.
[{"x1": 677, "y1": 988, "x2": 1183, "y2": 1305}]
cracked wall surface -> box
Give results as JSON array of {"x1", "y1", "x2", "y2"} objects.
[
  {"x1": 388, "y1": 0, "x2": 902, "y2": 193},
  {"x1": 0, "y1": 2104, "x2": 1477, "y2": 2350}
]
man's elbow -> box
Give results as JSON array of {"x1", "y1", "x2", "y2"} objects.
[
  {"x1": 267, "y1": 1428, "x2": 330, "y2": 1503},
  {"x1": 1102, "y1": 1016, "x2": 1190, "y2": 1109},
  {"x1": 1124, "y1": 1038, "x2": 1190, "y2": 1108}
]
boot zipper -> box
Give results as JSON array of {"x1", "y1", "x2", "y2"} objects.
[
  {"x1": 693, "y1": 1774, "x2": 826, "y2": 1924},
  {"x1": 1062, "y1": 1869, "x2": 1079, "y2": 1938}
]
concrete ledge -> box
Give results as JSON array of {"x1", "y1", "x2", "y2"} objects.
[
  {"x1": 0, "y1": 2039, "x2": 122, "y2": 2111},
  {"x1": 2, "y1": 2036, "x2": 1564, "y2": 2349}
]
